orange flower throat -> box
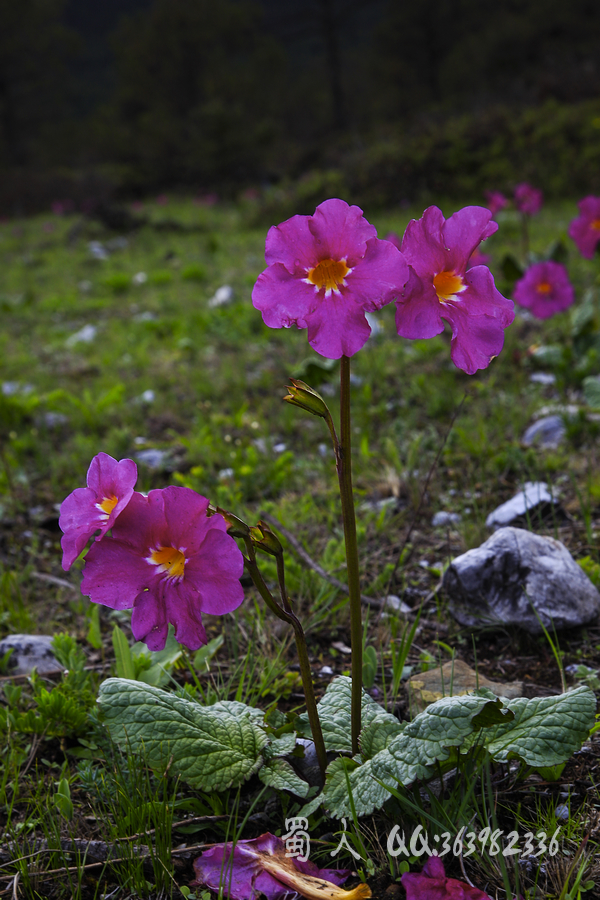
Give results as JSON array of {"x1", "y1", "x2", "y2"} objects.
[
  {"x1": 147, "y1": 546, "x2": 186, "y2": 580},
  {"x1": 306, "y1": 258, "x2": 350, "y2": 295},
  {"x1": 433, "y1": 270, "x2": 466, "y2": 302}
]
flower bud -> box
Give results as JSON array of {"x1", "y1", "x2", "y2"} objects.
[
  {"x1": 249, "y1": 521, "x2": 283, "y2": 556},
  {"x1": 283, "y1": 379, "x2": 330, "y2": 418}
]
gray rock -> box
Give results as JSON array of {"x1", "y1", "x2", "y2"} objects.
[
  {"x1": 0, "y1": 634, "x2": 61, "y2": 675},
  {"x1": 486, "y1": 481, "x2": 558, "y2": 529},
  {"x1": 135, "y1": 448, "x2": 168, "y2": 469},
  {"x1": 432, "y1": 511, "x2": 461, "y2": 527},
  {"x1": 522, "y1": 415, "x2": 565, "y2": 448},
  {"x1": 443, "y1": 527, "x2": 600, "y2": 633},
  {"x1": 290, "y1": 738, "x2": 322, "y2": 786},
  {"x1": 529, "y1": 372, "x2": 556, "y2": 385}
]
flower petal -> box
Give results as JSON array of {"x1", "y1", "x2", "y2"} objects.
[
  {"x1": 442, "y1": 306, "x2": 508, "y2": 374},
  {"x1": 81, "y1": 537, "x2": 153, "y2": 609},
  {"x1": 252, "y1": 262, "x2": 319, "y2": 329},
  {"x1": 345, "y1": 238, "x2": 408, "y2": 310},
  {"x1": 264, "y1": 214, "x2": 319, "y2": 272},
  {"x1": 400, "y1": 206, "x2": 447, "y2": 276},
  {"x1": 394, "y1": 267, "x2": 445, "y2": 340},
  {"x1": 442, "y1": 207, "x2": 498, "y2": 273},
  {"x1": 307, "y1": 199, "x2": 377, "y2": 265},
  {"x1": 184, "y1": 527, "x2": 245, "y2": 615},
  {"x1": 304, "y1": 292, "x2": 372, "y2": 358},
  {"x1": 131, "y1": 581, "x2": 169, "y2": 651}
]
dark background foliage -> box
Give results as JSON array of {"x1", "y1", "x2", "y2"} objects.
[{"x1": 2, "y1": 0, "x2": 600, "y2": 212}]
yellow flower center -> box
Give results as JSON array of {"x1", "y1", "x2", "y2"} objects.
[
  {"x1": 536, "y1": 281, "x2": 552, "y2": 294},
  {"x1": 96, "y1": 494, "x2": 118, "y2": 517},
  {"x1": 147, "y1": 546, "x2": 186, "y2": 580},
  {"x1": 433, "y1": 270, "x2": 466, "y2": 302},
  {"x1": 591, "y1": 219, "x2": 600, "y2": 231},
  {"x1": 305, "y1": 258, "x2": 350, "y2": 294}
]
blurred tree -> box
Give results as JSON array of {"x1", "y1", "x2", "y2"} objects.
[
  {"x1": 369, "y1": 0, "x2": 600, "y2": 122},
  {"x1": 94, "y1": 0, "x2": 286, "y2": 189},
  {"x1": 0, "y1": 0, "x2": 78, "y2": 167}
]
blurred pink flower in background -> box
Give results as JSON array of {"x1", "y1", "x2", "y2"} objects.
[
  {"x1": 80, "y1": 486, "x2": 244, "y2": 651},
  {"x1": 383, "y1": 231, "x2": 402, "y2": 250},
  {"x1": 60, "y1": 453, "x2": 137, "y2": 570},
  {"x1": 514, "y1": 183, "x2": 543, "y2": 215},
  {"x1": 466, "y1": 245, "x2": 491, "y2": 269},
  {"x1": 252, "y1": 198, "x2": 408, "y2": 359},
  {"x1": 156, "y1": 193, "x2": 169, "y2": 205},
  {"x1": 194, "y1": 192, "x2": 219, "y2": 206},
  {"x1": 484, "y1": 190, "x2": 507, "y2": 218},
  {"x1": 568, "y1": 196, "x2": 600, "y2": 259},
  {"x1": 395, "y1": 206, "x2": 514, "y2": 374},
  {"x1": 513, "y1": 260, "x2": 575, "y2": 319},
  {"x1": 402, "y1": 856, "x2": 492, "y2": 900},
  {"x1": 131, "y1": 200, "x2": 144, "y2": 212}
]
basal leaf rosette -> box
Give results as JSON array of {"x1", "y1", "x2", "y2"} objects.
[
  {"x1": 395, "y1": 206, "x2": 514, "y2": 374},
  {"x1": 81, "y1": 486, "x2": 244, "y2": 651},
  {"x1": 252, "y1": 198, "x2": 408, "y2": 359}
]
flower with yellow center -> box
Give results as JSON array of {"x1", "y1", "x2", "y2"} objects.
[{"x1": 60, "y1": 452, "x2": 138, "y2": 571}]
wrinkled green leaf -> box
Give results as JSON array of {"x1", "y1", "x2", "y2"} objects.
[
  {"x1": 266, "y1": 732, "x2": 297, "y2": 758},
  {"x1": 98, "y1": 679, "x2": 267, "y2": 792},
  {"x1": 583, "y1": 376, "x2": 600, "y2": 408},
  {"x1": 481, "y1": 686, "x2": 595, "y2": 767},
  {"x1": 258, "y1": 758, "x2": 310, "y2": 797},
  {"x1": 324, "y1": 756, "x2": 391, "y2": 818},
  {"x1": 297, "y1": 675, "x2": 399, "y2": 752},
  {"x1": 360, "y1": 715, "x2": 405, "y2": 760}
]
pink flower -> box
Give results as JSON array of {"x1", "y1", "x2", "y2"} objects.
[
  {"x1": 59, "y1": 453, "x2": 138, "y2": 570},
  {"x1": 394, "y1": 206, "x2": 514, "y2": 374},
  {"x1": 514, "y1": 183, "x2": 543, "y2": 216},
  {"x1": 484, "y1": 191, "x2": 507, "y2": 218},
  {"x1": 80, "y1": 487, "x2": 244, "y2": 650},
  {"x1": 192, "y1": 833, "x2": 361, "y2": 900},
  {"x1": 512, "y1": 260, "x2": 575, "y2": 319},
  {"x1": 252, "y1": 198, "x2": 409, "y2": 359},
  {"x1": 466, "y1": 245, "x2": 491, "y2": 269},
  {"x1": 402, "y1": 856, "x2": 492, "y2": 900},
  {"x1": 384, "y1": 231, "x2": 402, "y2": 250},
  {"x1": 568, "y1": 196, "x2": 600, "y2": 259}
]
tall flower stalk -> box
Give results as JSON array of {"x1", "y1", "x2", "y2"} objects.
[{"x1": 337, "y1": 356, "x2": 363, "y2": 753}]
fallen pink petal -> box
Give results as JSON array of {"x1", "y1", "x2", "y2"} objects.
[
  {"x1": 59, "y1": 452, "x2": 138, "y2": 570},
  {"x1": 252, "y1": 198, "x2": 408, "y2": 359},
  {"x1": 512, "y1": 260, "x2": 575, "y2": 319},
  {"x1": 192, "y1": 832, "x2": 370, "y2": 900},
  {"x1": 568, "y1": 195, "x2": 600, "y2": 259},
  {"x1": 394, "y1": 206, "x2": 514, "y2": 374},
  {"x1": 80, "y1": 486, "x2": 244, "y2": 650},
  {"x1": 402, "y1": 856, "x2": 492, "y2": 900}
]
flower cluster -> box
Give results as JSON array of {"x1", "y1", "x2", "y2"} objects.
[
  {"x1": 60, "y1": 453, "x2": 244, "y2": 651},
  {"x1": 253, "y1": 199, "x2": 514, "y2": 374},
  {"x1": 514, "y1": 182, "x2": 543, "y2": 215}
]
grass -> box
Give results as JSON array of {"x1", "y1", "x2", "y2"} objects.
[{"x1": 0, "y1": 195, "x2": 600, "y2": 899}]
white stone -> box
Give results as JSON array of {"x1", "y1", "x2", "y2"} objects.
[
  {"x1": 208, "y1": 285, "x2": 233, "y2": 308},
  {"x1": 443, "y1": 526, "x2": 600, "y2": 633},
  {"x1": 432, "y1": 511, "x2": 461, "y2": 527},
  {"x1": 0, "y1": 634, "x2": 61, "y2": 675},
  {"x1": 522, "y1": 415, "x2": 566, "y2": 448},
  {"x1": 66, "y1": 324, "x2": 97, "y2": 347},
  {"x1": 486, "y1": 481, "x2": 558, "y2": 529}
]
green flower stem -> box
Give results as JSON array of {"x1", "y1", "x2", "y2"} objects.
[
  {"x1": 241, "y1": 546, "x2": 328, "y2": 779},
  {"x1": 338, "y1": 355, "x2": 362, "y2": 755}
]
